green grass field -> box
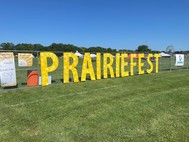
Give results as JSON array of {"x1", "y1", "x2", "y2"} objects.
[{"x1": 0, "y1": 70, "x2": 189, "y2": 142}]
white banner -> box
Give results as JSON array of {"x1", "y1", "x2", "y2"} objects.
[
  {"x1": 0, "y1": 52, "x2": 17, "y2": 87},
  {"x1": 175, "y1": 54, "x2": 184, "y2": 66}
]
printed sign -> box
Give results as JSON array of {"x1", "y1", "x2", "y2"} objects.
[
  {"x1": 0, "y1": 52, "x2": 17, "y2": 87},
  {"x1": 18, "y1": 53, "x2": 34, "y2": 67},
  {"x1": 175, "y1": 54, "x2": 184, "y2": 66}
]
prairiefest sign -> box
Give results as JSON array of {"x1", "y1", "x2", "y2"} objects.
[{"x1": 39, "y1": 52, "x2": 160, "y2": 86}]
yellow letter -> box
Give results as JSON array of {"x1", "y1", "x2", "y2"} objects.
[
  {"x1": 63, "y1": 52, "x2": 79, "y2": 83},
  {"x1": 116, "y1": 53, "x2": 120, "y2": 77},
  {"x1": 121, "y1": 53, "x2": 129, "y2": 77},
  {"x1": 147, "y1": 54, "x2": 153, "y2": 74},
  {"x1": 154, "y1": 54, "x2": 161, "y2": 73},
  {"x1": 138, "y1": 54, "x2": 144, "y2": 75},
  {"x1": 103, "y1": 53, "x2": 115, "y2": 78},
  {"x1": 96, "y1": 53, "x2": 101, "y2": 80},
  {"x1": 40, "y1": 52, "x2": 59, "y2": 86},
  {"x1": 81, "y1": 53, "x2": 96, "y2": 81},
  {"x1": 130, "y1": 54, "x2": 136, "y2": 76}
]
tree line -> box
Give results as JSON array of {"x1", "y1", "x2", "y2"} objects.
[{"x1": 0, "y1": 42, "x2": 160, "y2": 54}]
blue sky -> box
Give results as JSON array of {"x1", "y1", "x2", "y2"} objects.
[{"x1": 0, "y1": 0, "x2": 189, "y2": 51}]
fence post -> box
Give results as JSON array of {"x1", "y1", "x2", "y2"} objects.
[
  {"x1": 187, "y1": 55, "x2": 189, "y2": 70},
  {"x1": 159, "y1": 57, "x2": 161, "y2": 72},
  {"x1": 37, "y1": 51, "x2": 40, "y2": 75},
  {"x1": 170, "y1": 56, "x2": 172, "y2": 71}
]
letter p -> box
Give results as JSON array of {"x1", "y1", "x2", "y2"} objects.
[{"x1": 40, "y1": 52, "x2": 59, "y2": 86}]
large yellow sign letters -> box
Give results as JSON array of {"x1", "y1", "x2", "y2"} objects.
[
  {"x1": 39, "y1": 52, "x2": 160, "y2": 86},
  {"x1": 40, "y1": 52, "x2": 59, "y2": 86}
]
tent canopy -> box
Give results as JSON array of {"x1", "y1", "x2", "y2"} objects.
[
  {"x1": 90, "y1": 53, "x2": 96, "y2": 58},
  {"x1": 160, "y1": 52, "x2": 171, "y2": 57},
  {"x1": 75, "y1": 51, "x2": 83, "y2": 58}
]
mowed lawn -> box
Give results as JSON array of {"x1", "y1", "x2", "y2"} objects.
[{"x1": 0, "y1": 71, "x2": 189, "y2": 142}]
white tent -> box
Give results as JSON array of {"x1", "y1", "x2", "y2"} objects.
[
  {"x1": 160, "y1": 52, "x2": 171, "y2": 57},
  {"x1": 75, "y1": 51, "x2": 83, "y2": 58},
  {"x1": 90, "y1": 53, "x2": 96, "y2": 58}
]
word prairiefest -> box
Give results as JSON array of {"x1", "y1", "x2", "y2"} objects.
[{"x1": 40, "y1": 52, "x2": 160, "y2": 86}]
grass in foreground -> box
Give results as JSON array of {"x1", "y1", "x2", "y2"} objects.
[{"x1": 0, "y1": 71, "x2": 189, "y2": 142}]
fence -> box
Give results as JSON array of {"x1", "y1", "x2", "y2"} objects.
[{"x1": 0, "y1": 50, "x2": 188, "y2": 89}]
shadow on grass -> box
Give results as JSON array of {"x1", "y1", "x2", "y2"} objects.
[{"x1": 3, "y1": 84, "x2": 18, "y2": 89}]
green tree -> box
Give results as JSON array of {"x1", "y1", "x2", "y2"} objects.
[
  {"x1": 0, "y1": 42, "x2": 15, "y2": 50},
  {"x1": 119, "y1": 49, "x2": 134, "y2": 54},
  {"x1": 136, "y1": 45, "x2": 151, "y2": 53},
  {"x1": 15, "y1": 44, "x2": 34, "y2": 50}
]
